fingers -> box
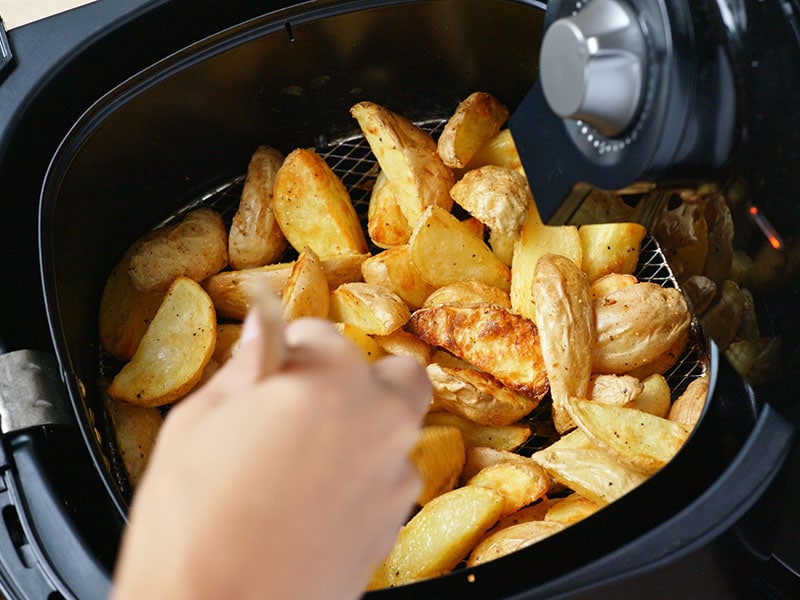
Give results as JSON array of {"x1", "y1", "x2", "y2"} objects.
[{"x1": 371, "y1": 354, "x2": 432, "y2": 417}]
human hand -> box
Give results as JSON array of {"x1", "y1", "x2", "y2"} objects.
[{"x1": 111, "y1": 301, "x2": 431, "y2": 600}]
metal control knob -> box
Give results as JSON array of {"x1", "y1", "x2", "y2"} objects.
[{"x1": 539, "y1": 0, "x2": 647, "y2": 137}]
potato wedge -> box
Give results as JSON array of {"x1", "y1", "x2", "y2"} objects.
[
  {"x1": 567, "y1": 397, "x2": 691, "y2": 474},
  {"x1": 409, "y1": 205, "x2": 511, "y2": 291},
  {"x1": 351, "y1": 101, "x2": 454, "y2": 226},
  {"x1": 467, "y1": 520, "x2": 565, "y2": 567},
  {"x1": 461, "y1": 446, "x2": 538, "y2": 483},
  {"x1": 467, "y1": 461, "x2": 549, "y2": 517},
  {"x1": 510, "y1": 204, "x2": 582, "y2": 321},
  {"x1": 629, "y1": 373, "x2": 671, "y2": 417},
  {"x1": 372, "y1": 328, "x2": 430, "y2": 365},
  {"x1": 361, "y1": 245, "x2": 436, "y2": 310},
  {"x1": 544, "y1": 493, "x2": 601, "y2": 526},
  {"x1": 329, "y1": 282, "x2": 410, "y2": 335},
  {"x1": 422, "y1": 280, "x2": 510, "y2": 310},
  {"x1": 463, "y1": 128, "x2": 522, "y2": 172},
  {"x1": 669, "y1": 374, "x2": 709, "y2": 427},
  {"x1": 449, "y1": 165, "x2": 530, "y2": 237},
  {"x1": 108, "y1": 277, "x2": 216, "y2": 407},
  {"x1": 367, "y1": 170, "x2": 413, "y2": 248},
  {"x1": 532, "y1": 446, "x2": 648, "y2": 506},
  {"x1": 228, "y1": 145, "x2": 287, "y2": 269},
  {"x1": 333, "y1": 322, "x2": 388, "y2": 363},
  {"x1": 492, "y1": 499, "x2": 559, "y2": 529},
  {"x1": 578, "y1": 222, "x2": 647, "y2": 282},
  {"x1": 489, "y1": 228, "x2": 517, "y2": 267},
  {"x1": 99, "y1": 245, "x2": 166, "y2": 361},
  {"x1": 588, "y1": 374, "x2": 643, "y2": 407},
  {"x1": 532, "y1": 253, "x2": 594, "y2": 433},
  {"x1": 589, "y1": 272, "x2": 638, "y2": 301},
  {"x1": 407, "y1": 304, "x2": 548, "y2": 399},
  {"x1": 410, "y1": 425, "x2": 466, "y2": 506},
  {"x1": 424, "y1": 412, "x2": 531, "y2": 451},
  {"x1": 128, "y1": 207, "x2": 228, "y2": 292},
  {"x1": 273, "y1": 148, "x2": 368, "y2": 256},
  {"x1": 368, "y1": 485, "x2": 504, "y2": 589},
  {"x1": 103, "y1": 391, "x2": 163, "y2": 487},
  {"x1": 592, "y1": 282, "x2": 692, "y2": 374},
  {"x1": 282, "y1": 246, "x2": 329, "y2": 321},
  {"x1": 426, "y1": 363, "x2": 541, "y2": 426},
  {"x1": 437, "y1": 92, "x2": 510, "y2": 169}
]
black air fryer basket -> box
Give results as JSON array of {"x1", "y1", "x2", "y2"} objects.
[{"x1": 0, "y1": 1, "x2": 799, "y2": 599}]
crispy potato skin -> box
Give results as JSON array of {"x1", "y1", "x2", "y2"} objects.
[
  {"x1": 228, "y1": 146, "x2": 287, "y2": 269},
  {"x1": 407, "y1": 304, "x2": 548, "y2": 400},
  {"x1": 449, "y1": 165, "x2": 530, "y2": 237},
  {"x1": 367, "y1": 171, "x2": 413, "y2": 248},
  {"x1": 437, "y1": 92, "x2": 510, "y2": 169},
  {"x1": 128, "y1": 207, "x2": 228, "y2": 292}
]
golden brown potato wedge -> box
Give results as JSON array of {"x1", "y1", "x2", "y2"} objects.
[
  {"x1": 492, "y1": 499, "x2": 559, "y2": 529},
  {"x1": 578, "y1": 222, "x2": 647, "y2": 282},
  {"x1": 103, "y1": 391, "x2": 163, "y2": 488},
  {"x1": 467, "y1": 520, "x2": 565, "y2": 567},
  {"x1": 437, "y1": 92, "x2": 510, "y2": 169},
  {"x1": 426, "y1": 363, "x2": 541, "y2": 426},
  {"x1": 410, "y1": 425, "x2": 466, "y2": 506},
  {"x1": 407, "y1": 304, "x2": 548, "y2": 399},
  {"x1": 460, "y1": 446, "x2": 538, "y2": 483},
  {"x1": 544, "y1": 493, "x2": 601, "y2": 526},
  {"x1": 489, "y1": 228, "x2": 517, "y2": 267},
  {"x1": 128, "y1": 207, "x2": 228, "y2": 292},
  {"x1": 282, "y1": 246, "x2": 329, "y2": 321},
  {"x1": 629, "y1": 373, "x2": 671, "y2": 417},
  {"x1": 510, "y1": 204, "x2": 582, "y2": 322},
  {"x1": 592, "y1": 283, "x2": 692, "y2": 374},
  {"x1": 589, "y1": 272, "x2": 638, "y2": 301},
  {"x1": 424, "y1": 412, "x2": 531, "y2": 451},
  {"x1": 409, "y1": 205, "x2": 511, "y2": 291},
  {"x1": 99, "y1": 245, "x2": 166, "y2": 361},
  {"x1": 372, "y1": 328, "x2": 430, "y2": 365},
  {"x1": 422, "y1": 280, "x2": 510, "y2": 310},
  {"x1": 329, "y1": 282, "x2": 410, "y2": 336},
  {"x1": 449, "y1": 165, "x2": 530, "y2": 237},
  {"x1": 368, "y1": 485, "x2": 505, "y2": 589},
  {"x1": 273, "y1": 148, "x2": 368, "y2": 256},
  {"x1": 460, "y1": 216, "x2": 486, "y2": 240},
  {"x1": 532, "y1": 253, "x2": 594, "y2": 433},
  {"x1": 361, "y1": 245, "x2": 436, "y2": 310},
  {"x1": 467, "y1": 461, "x2": 549, "y2": 517},
  {"x1": 463, "y1": 128, "x2": 522, "y2": 172},
  {"x1": 108, "y1": 277, "x2": 216, "y2": 407},
  {"x1": 332, "y1": 322, "x2": 388, "y2": 363},
  {"x1": 367, "y1": 170, "x2": 413, "y2": 248},
  {"x1": 566, "y1": 397, "x2": 691, "y2": 475},
  {"x1": 669, "y1": 374, "x2": 709, "y2": 427},
  {"x1": 228, "y1": 145, "x2": 287, "y2": 269},
  {"x1": 351, "y1": 101, "x2": 454, "y2": 226}
]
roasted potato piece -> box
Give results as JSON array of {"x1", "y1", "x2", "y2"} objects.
[
  {"x1": 99, "y1": 244, "x2": 166, "y2": 361},
  {"x1": 204, "y1": 253, "x2": 368, "y2": 320},
  {"x1": 460, "y1": 216, "x2": 486, "y2": 240},
  {"x1": 410, "y1": 425, "x2": 466, "y2": 506},
  {"x1": 108, "y1": 277, "x2": 216, "y2": 407},
  {"x1": 329, "y1": 282, "x2": 410, "y2": 336},
  {"x1": 228, "y1": 145, "x2": 287, "y2": 269},
  {"x1": 467, "y1": 520, "x2": 565, "y2": 567},
  {"x1": 367, "y1": 170, "x2": 413, "y2": 248},
  {"x1": 630, "y1": 373, "x2": 671, "y2": 417},
  {"x1": 426, "y1": 363, "x2": 541, "y2": 426},
  {"x1": 588, "y1": 374, "x2": 643, "y2": 407},
  {"x1": 449, "y1": 165, "x2": 530, "y2": 238},
  {"x1": 578, "y1": 222, "x2": 647, "y2": 282},
  {"x1": 372, "y1": 328, "x2": 430, "y2": 365},
  {"x1": 409, "y1": 205, "x2": 511, "y2": 291},
  {"x1": 103, "y1": 392, "x2": 163, "y2": 487},
  {"x1": 489, "y1": 228, "x2": 517, "y2": 267},
  {"x1": 493, "y1": 499, "x2": 559, "y2": 529},
  {"x1": 333, "y1": 322, "x2": 388, "y2": 363},
  {"x1": 544, "y1": 493, "x2": 601, "y2": 526},
  {"x1": 567, "y1": 397, "x2": 691, "y2": 475},
  {"x1": 589, "y1": 272, "x2": 637, "y2": 301},
  {"x1": 273, "y1": 148, "x2": 368, "y2": 256},
  {"x1": 128, "y1": 207, "x2": 228, "y2": 292},
  {"x1": 532, "y1": 446, "x2": 648, "y2": 506},
  {"x1": 437, "y1": 92, "x2": 509, "y2": 169},
  {"x1": 407, "y1": 304, "x2": 548, "y2": 399},
  {"x1": 282, "y1": 247, "x2": 329, "y2": 321},
  {"x1": 467, "y1": 461, "x2": 549, "y2": 517},
  {"x1": 510, "y1": 204, "x2": 582, "y2": 321},
  {"x1": 592, "y1": 283, "x2": 692, "y2": 374},
  {"x1": 422, "y1": 280, "x2": 510, "y2": 310},
  {"x1": 463, "y1": 128, "x2": 522, "y2": 172},
  {"x1": 368, "y1": 485, "x2": 505, "y2": 589},
  {"x1": 361, "y1": 245, "x2": 436, "y2": 310},
  {"x1": 461, "y1": 446, "x2": 538, "y2": 483},
  {"x1": 424, "y1": 412, "x2": 531, "y2": 452},
  {"x1": 351, "y1": 101, "x2": 454, "y2": 226},
  {"x1": 533, "y1": 253, "x2": 594, "y2": 433},
  {"x1": 669, "y1": 374, "x2": 709, "y2": 427}
]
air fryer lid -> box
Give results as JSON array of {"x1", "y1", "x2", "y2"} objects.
[{"x1": 30, "y1": 0, "x2": 794, "y2": 598}]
